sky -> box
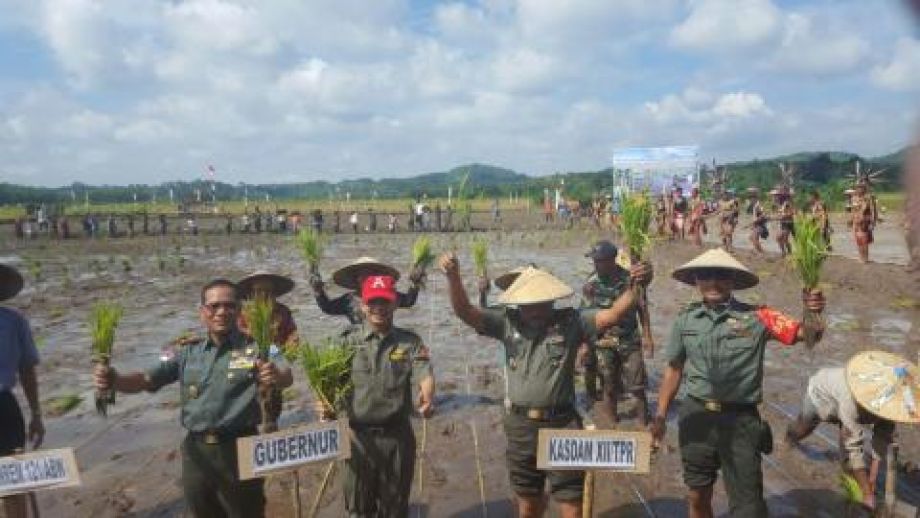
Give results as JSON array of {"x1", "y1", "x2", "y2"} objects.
[{"x1": 0, "y1": 0, "x2": 918, "y2": 187}]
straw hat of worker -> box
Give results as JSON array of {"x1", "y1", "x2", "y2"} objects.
[
  {"x1": 847, "y1": 350, "x2": 920, "y2": 424},
  {"x1": 671, "y1": 248, "x2": 759, "y2": 290},
  {"x1": 0, "y1": 264, "x2": 24, "y2": 301},
  {"x1": 494, "y1": 265, "x2": 537, "y2": 291},
  {"x1": 238, "y1": 271, "x2": 294, "y2": 299},
  {"x1": 333, "y1": 257, "x2": 400, "y2": 291},
  {"x1": 498, "y1": 267, "x2": 573, "y2": 306}
]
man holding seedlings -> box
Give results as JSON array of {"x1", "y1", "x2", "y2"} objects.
[
  {"x1": 440, "y1": 254, "x2": 652, "y2": 518},
  {"x1": 650, "y1": 248, "x2": 825, "y2": 518},
  {"x1": 0, "y1": 264, "x2": 44, "y2": 518},
  {"x1": 310, "y1": 257, "x2": 424, "y2": 325},
  {"x1": 93, "y1": 279, "x2": 293, "y2": 518},
  {"x1": 580, "y1": 240, "x2": 651, "y2": 428},
  {"x1": 333, "y1": 274, "x2": 435, "y2": 517}
]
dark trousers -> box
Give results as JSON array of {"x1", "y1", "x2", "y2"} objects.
[
  {"x1": 0, "y1": 391, "x2": 25, "y2": 455},
  {"x1": 181, "y1": 433, "x2": 265, "y2": 518},
  {"x1": 344, "y1": 421, "x2": 415, "y2": 518}
]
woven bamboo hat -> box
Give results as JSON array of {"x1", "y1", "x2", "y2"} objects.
[
  {"x1": 495, "y1": 265, "x2": 535, "y2": 291},
  {"x1": 0, "y1": 264, "x2": 24, "y2": 301},
  {"x1": 672, "y1": 248, "x2": 759, "y2": 290},
  {"x1": 498, "y1": 268, "x2": 573, "y2": 305},
  {"x1": 847, "y1": 350, "x2": 920, "y2": 424},
  {"x1": 333, "y1": 257, "x2": 400, "y2": 291},
  {"x1": 238, "y1": 272, "x2": 294, "y2": 299}
]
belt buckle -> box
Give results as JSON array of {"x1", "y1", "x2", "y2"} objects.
[
  {"x1": 203, "y1": 431, "x2": 220, "y2": 445},
  {"x1": 704, "y1": 400, "x2": 722, "y2": 412},
  {"x1": 526, "y1": 408, "x2": 545, "y2": 420}
]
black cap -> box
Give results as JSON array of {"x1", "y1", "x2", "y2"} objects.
[{"x1": 586, "y1": 240, "x2": 618, "y2": 260}]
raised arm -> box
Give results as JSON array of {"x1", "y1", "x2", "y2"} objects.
[
  {"x1": 593, "y1": 261, "x2": 653, "y2": 332},
  {"x1": 439, "y1": 252, "x2": 486, "y2": 330}
]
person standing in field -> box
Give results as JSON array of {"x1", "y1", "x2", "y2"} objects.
[
  {"x1": 808, "y1": 190, "x2": 832, "y2": 251},
  {"x1": 440, "y1": 253, "x2": 652, "y2": 518},
  {"x1": 718, "y1": 191, "x2": 739, "y2": 250},
  {"x1": 0, "y1": 264, "x2": 45, "y2": 518},
  {"x1": 651, "y1": 249, "x2": 825, "y2": 518},
  {"x1": 93, "y1": 279, "x2": 293, "y2": 518},
  {"x1": 851, "y1": 180, "x2": 879, "y2": 264},
  {"x1": 350, "y1": 210, "x2": 359, "y2": 234}
]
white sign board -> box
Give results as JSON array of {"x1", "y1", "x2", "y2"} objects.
[
  {"x1": 0, "y1": 448, "x2": 81, "y2": 497},
  {"x1": 536, "y1": 429, "x2": 651, "y2": 473},
  {"x1": 612, "y1": 146, "x2": 700, "y2": 195},
  {"x1": 237, "y1": 420, "x2": 350, "y2": 480}
]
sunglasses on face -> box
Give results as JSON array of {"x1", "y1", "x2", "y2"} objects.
[
  {"x1": 694, "y1": 268, "x2": 731, "y2": 281},
  {"x1": 203, "y1": 301, "x2": 238, "y2": 312}
]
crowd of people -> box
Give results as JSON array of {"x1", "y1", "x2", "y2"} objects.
[{"x1": 2, "y1": 217, "x2": 915, "y2": 517}]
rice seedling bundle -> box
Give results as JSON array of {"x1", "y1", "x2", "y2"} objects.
[
  {"x1": 242, "y1": 295, "x2": 277, "y2": 432},
  {"x1": 89, "y1": 302, "x2": 123, "y2": 416},
  {"x1": 296, "y1": 229, "x2": 325, "y2": 273},
  {"x1": 618, "y1": 192, "x2": 653, "y2": 262},
  {"x1": 412, "y1": 236, "x2": 435, "y2": 270},
  {"x1": 789, "y1": 215, "x2": 829, "y2": 349},
  {"x1": 299, "y1": 340, "x2": 354, "y2": 418},
  {"x1": 471, "y1": 237, "x2": 489, "y2": 277}
]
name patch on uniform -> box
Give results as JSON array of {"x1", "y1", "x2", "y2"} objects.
[
  {"x1": 388, "y1": 348, "x2": 408, "y2": 362},
  {"x1": 237, "y1": 421, "x2": 351, "y2": 479},
  {"x1": 0, "y1": 448, "x2": 81, "y2": 497},
  {"x1": 536, "y1": 430, "x2": 651, "y2": 473}
]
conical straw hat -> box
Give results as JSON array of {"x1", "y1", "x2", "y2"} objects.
[
  {"x1": 495, "y1": 266, "x2": 534, "y2": 291},
  {"x1": 238, "y1": 272, "x2": 294, "y2": 299},
  {"x1": 498, "y1": 268, "x2": 573, "y2": 305},
  {"x1": 846, "y1": 350, "x2": 920, "y2": 424},
  {"x1": 333, "y1": 257, "x2": 400, "y2": 290},
  {"x1": 671, "y1": 248, "x2": 759, "y2": 290},
  {"x1": 0, "y1": 264, "x2": 23, "y2": 301}
]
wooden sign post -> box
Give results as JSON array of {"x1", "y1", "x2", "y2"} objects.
[
  {"x1": 0, "y1": 448, "x2": 81, "y2": 497},
  {"x1": 537, "y1": 429, "x2": 652, "y2": 473},
  {"x1": 237, "y1": 420, "x2": 350, "y2": 480}
]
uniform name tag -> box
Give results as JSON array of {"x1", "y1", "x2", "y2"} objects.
[
  {"x1": 237, "y1": 421, "x2": 351, "y2": 479},
  {"x1": 0, "y1": 448, "x2": 81, "y2": 497},
  {"x1": 536, "y1": 430, "x2": 651, "y2": 473}
]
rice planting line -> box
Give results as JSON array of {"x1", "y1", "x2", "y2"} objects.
[{"x1": 464, "y1": 323, "x2": 487, "y2": 517}]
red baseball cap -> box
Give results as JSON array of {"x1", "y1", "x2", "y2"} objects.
[{"x1": 362, "y1": 275, "x2": 397, "y2": 303}]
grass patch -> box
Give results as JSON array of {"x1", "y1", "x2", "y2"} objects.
[{"x1": 45, "y1": 394, "x2": 83, "y2": 417}]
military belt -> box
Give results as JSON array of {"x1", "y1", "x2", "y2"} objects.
[
  {"x1": 351, "y1": 419, "x2": 409, "y2": 435},
  {"x1": 509, "y1": 404, "x2": 574, "y2": 421},
  {"x1": 189, "y1": 427, "x2": 256, "y2": 445},
  {"x1": 689, "y1": 396, "x2": 757, "y2": 414}
]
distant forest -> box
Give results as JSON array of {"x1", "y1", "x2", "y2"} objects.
[{"x1": 0, "y1": 148, "x2": 905, "y2": 207}]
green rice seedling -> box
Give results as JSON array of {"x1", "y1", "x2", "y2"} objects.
[
  {"x1": 789, "y1": 215, "x2": 829, "y2": 348},
  {"x1": 299, "y1": 339, "x2": 354, "y2": 418},
  {"x1": 618, "y1": 192, "x2": 653, "y2": 262},
  {"x1": 89, "y1": 302, "x2": 124, "y2": 416},
  {"x1": 45, "y1": 393, "x2": 83, "y2": 417},
  {"x1": 296, "y1": 229, "x2": 325, "y2": 274},
  {"x1": 838, "y1": 473, "x2": 862, "y2": 503},
  {"x1": 242, "y1": 295, "x2": 277, "y2": 432},
  {"x1": 471, "y1": 237, "x2": 488, "y2": 277},
  {"x1": 412, "y1": 235, "x2": 435, "y2": 270}
]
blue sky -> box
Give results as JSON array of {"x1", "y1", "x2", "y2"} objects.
[{"x1": 0, "y1": 0, "x2": 918, "y2": 186}]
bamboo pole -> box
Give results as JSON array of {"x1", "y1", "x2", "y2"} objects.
[
  {"x1": 582, "y1": 472, "x2": 594, "y2": 518},
  {"x1": 309, "y1": 461, "x2": 336, "y2": 518},
  {"x1": 885, "y1": 442, "x2": 898, "y2": 518}
]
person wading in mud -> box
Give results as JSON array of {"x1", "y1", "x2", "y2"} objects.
[
  {"x1": 808, "y1": 190, "x2": 832, "y2": 251},
  {"x1": 776, "y1": 188, "x2": 795, "y2": 258},
  {"x1": 688, "y1": 187, "x2": 706, "y2": 248},
  {"x1": 94, "y1": 279, "x2": 293, "y2": 518},
  {"x1": 310, "y1": 257, "x2": 424, "y2": 325},
  {"x1": 0, "y1": 264, "x2": 45, "y2": 518},
  {"x1": 784, "y1": 354, "x2": 914, "y2": 512},
  {"x1": 440, "y1": 253, "x2": 652, "y2": 518},
  {"x1": 672, "y1": 186, "x2": 688, "y2": 241},
  {"x1": 718, "y1": 191, "x2": 740, "y2": 250},
  {"x1": 651, "y1": 248, "x2": 825, "y2": 518},
  {"x1": 320, "y1": 274, "x2": 435, "y2": 517},
  {"x1": 580, "y1": 241, "x2": 652, "y2": 428},
  {"x1": 749, "y1": 193, "x2": 769, "y2": 254},
  {"x1": 851, "y1": 180, "x2": 879, "y2": 264}
]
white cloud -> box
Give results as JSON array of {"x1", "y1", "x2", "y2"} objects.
[
  {"x1": 872, "y1": 37, "x2": 920, "y2": 92},
  {"x1": 645, "y1": 89, "x2": 772, "y2": 124},
  {"x1": 670, "y1": 0, "x2": 781, "y2": 52},
  {"x1": 769, "y1": 13, "x2": 870, "y2": 75}
]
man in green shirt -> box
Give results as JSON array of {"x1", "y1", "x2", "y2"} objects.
[
  {"x1": 93, "y1": 279, "x2": 294, "y2": 518},
  {"x1": 440, "y1": 253, "x2": 651, "y2": 518},
  {"x1": 329, "y1": 274, "x2": 435, "y2": 517},
  {"x1": 580, "y1": 240, "x2": 652, "y2": 427},
  {"x1": 651, "y1": 248, "x2": 825, "y2": 518}
]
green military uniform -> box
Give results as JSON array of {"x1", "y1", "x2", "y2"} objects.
[
  {"x1": 338, "y1": 324, "x2": 433, "y2": 517},
  {"x1": 580, "y1": 270, "x2": 646, "y2": 397},
  {"x1": 478, "y1": 307, "x2": 597, "y2": 501},
  {"x1": 664, "y1": 299, "x2": 779, "y2": 518},
  {"x1": 146, "y1": 331, "x2": 271, "y2": 518}
]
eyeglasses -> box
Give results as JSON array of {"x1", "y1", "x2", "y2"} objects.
[
  {"x1": 694, "y1": 268, "x2": 730, "y2": 281},
  {"x1": 203, "y1": 301, "x2": 238, "y2": 312}
]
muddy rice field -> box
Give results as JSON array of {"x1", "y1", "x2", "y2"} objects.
[{"x1": 0, "y1": 209, "x2": 918, "y2": 517}]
